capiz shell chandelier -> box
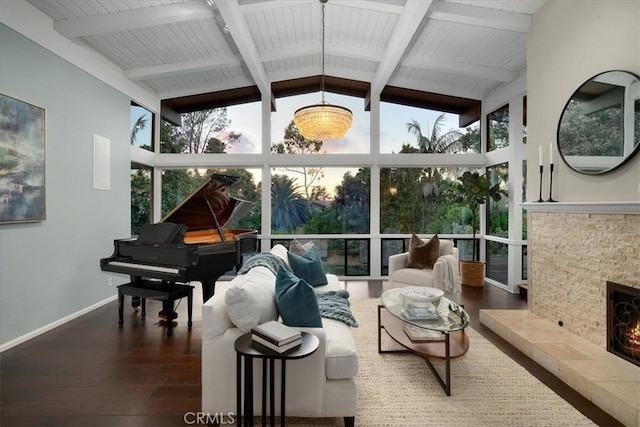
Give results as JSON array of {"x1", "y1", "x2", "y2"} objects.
[{"x1": 293, "y1": 0, "x2": 352, "y2": 141}]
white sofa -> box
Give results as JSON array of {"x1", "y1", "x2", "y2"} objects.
[
  {"x1": 201, "y1": 244, "x2": 358, "y2": 426},
  {"x1": 387, "y1": 238, "x2": 460, "y2": 291}
]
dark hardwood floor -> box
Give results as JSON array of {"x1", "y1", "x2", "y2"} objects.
[{"x1": 0, "y1": 281, "x2": 622, "y2": 426}]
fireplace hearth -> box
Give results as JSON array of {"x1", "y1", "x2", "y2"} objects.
[{"x1": 607, "y1": 281, "x2": 640, "y2": 367}]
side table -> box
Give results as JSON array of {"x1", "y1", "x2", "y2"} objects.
[{"x1": 234, "y1": 331, "x2": 319, "y2": 427}]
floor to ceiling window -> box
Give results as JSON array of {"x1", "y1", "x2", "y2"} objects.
[{"x1": 130, "y1": 82, "x2": 528, "y2": 290}]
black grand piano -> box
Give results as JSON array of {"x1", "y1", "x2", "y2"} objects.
[{"x1": 100, "y1": 174, "x2": 258, "y2": 303}]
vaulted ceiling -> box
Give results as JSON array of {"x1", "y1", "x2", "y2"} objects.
[{"x1": 26, "y1": 0, "x2": 545, "y2": 124}]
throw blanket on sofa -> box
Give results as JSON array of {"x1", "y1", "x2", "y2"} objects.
[
  {"x1": 315, "y1": 290, "x2": 358, "y2": 327},
  {"x1": 237, "y1": 252, "x2": 291, "y2": 276},
  {"x1": 440, "y1": 254, "x2": 462, "y2": 293}
]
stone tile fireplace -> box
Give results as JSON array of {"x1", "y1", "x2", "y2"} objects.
[
  {"x1": 481, "y1": 202, "x2": 640, "y2": 427},
  {"x1": 526, "y1": 202, "x2": 640, "y2": 347}
]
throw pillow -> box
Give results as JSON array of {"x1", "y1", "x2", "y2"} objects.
[
  {"x1": 287, "y1": 246, "x2": 328, "y2": 287},
  {"x1": 275, "y1": 268, "x2": 323, "y2": 328},
  {"x1": 225, "y1": 266, "x2": 279, "y2": 332},
  {"x1": 289, "y1": 239, "x2": 314, "y2": 256},
  {"x1": 407, "y1": 233, "x2": 440, "y2": 269}
]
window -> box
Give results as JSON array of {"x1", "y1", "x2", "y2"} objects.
[
  {"x1": 487, "y1": 164, "x2": 508, "y2": 237},
  {"x1": 271, "y1": 167, "x2": 369, "y2": 234},
  {"x1": 380, "y1": 167, "x2": 479, "y2": 234},
  {"x1": 130, "y1": 103, "x2": 154, "y2": 151},
  {"x1": 380, "y1": 102, "x2": 476, "y2": 154},
  {"x1": 161, "y1": 168, "x2": 261, "y2": 232},
  {"x1": 487, "y1": 105, "x2": 509, "y2": 151},
  {"x1": 486, "y1": 240, "x2": 508, "y2": 284},
  {"x1": 272, "y1": 238, "x2": 369, "y2": 276},
  {"x1": 159, "y1": 103, "x2": 258, "y2": 153},
  {"x1": 131, "y1": 163, "x2": 152, "y2": 235},
  {"x1": 272, "y1": 93, "x2": 370, "y2": 154}
]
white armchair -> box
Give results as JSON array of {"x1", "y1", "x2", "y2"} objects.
[{"x1": 387, "y1": 238, "x2": 460, "y2": 291}]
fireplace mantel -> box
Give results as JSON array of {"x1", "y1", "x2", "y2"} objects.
[{"x1": 521, "y1": 201, "x2": 640, "y2": 214}]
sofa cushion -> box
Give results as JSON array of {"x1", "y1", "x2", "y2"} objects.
[
  {"x1": 225, "y1": 266, "x2": 278, "y2": 332},
  {"x1": 321, "y1": 318, "x2": 358, "y2": 379},
  {"x1": 287, "y1": 246, "x2": 328, "y2": 287},
  {"x1": 391, "y1": 267, "x2": 435, "y2": 286},
  {"x1": 407, "y1": 234, "x2": 440, "y2": 269},
  {"x1": 275, "y1": 268, "x2": 323, "y2": 327}
]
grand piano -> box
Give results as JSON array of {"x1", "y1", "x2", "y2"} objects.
[{"x1": 100, "y1": 173, "x2": 258, "y2": 303}]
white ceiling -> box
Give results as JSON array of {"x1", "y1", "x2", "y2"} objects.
[{"x1": 25, "y1": 0, "x2": 545, "y2": 107}]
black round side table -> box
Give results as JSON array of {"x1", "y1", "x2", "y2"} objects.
[{"x1": 234, "y1": 331, "x2": 320, "y2": 427}]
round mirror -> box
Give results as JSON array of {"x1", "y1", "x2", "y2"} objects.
[{"x1": 557, "y1": 70, "x2": 640, "y2": 174}]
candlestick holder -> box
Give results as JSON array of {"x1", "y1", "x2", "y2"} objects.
[
  {"x1": 537, "y1": 164, "x2": 544, "y2": 202},
  {"x1": 546, "y1": 163, "x2": 556, "y2": 202}
]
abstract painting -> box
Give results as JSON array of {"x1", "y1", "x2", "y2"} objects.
[{"x1": 0, "y1": 94, "x2": 46, "y2": 223}]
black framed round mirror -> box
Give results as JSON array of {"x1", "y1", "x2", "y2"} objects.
[{"x1": 557, "y1": 70, "x2": 640, "y2": 175}]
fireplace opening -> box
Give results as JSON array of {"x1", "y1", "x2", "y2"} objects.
[{"x1": 607, "y1": 281, "x2": 640, "y2": 367}]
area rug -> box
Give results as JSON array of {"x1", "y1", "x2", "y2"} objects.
[{"x1": 284, "y1": 298, "x2": 595, "y2": 427}]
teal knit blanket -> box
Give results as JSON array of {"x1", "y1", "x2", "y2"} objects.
[{"x1": 315, "y1": 290, "x2": 358, "y2": 327}]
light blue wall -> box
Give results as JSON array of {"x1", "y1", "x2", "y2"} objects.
[{"x1": 0, "y1": 24, "x2": 131, "y2": 346}]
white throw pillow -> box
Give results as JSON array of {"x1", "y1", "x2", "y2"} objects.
[
  {"x1": 225, "y1": 266, "x2": 278, "y2": 332},
  {"x1": 270, "y1": 244, "x2": 290, "y2": 266}
]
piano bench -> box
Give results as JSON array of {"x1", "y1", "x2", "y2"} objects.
[{"x1": 117, "y1": 280, "x2": 194, "y2": 337}]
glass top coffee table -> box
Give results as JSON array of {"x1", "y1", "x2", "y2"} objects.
[{"x1": 378, "y1": 286, "x2": 470, "y2": 396}]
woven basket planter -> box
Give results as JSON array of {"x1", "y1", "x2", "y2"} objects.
[{"x1": 460, "y1": 260, "x2": 485, "y2": 287}]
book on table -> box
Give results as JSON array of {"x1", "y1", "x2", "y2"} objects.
[
  {"x1": 251, "y1": 334, "x2": 303, "y2": 353},
  {"x1": 401, "y1": 307, "x2": 439, "y2": 321},
  {"x1": 403, "y1": 323, "x2": 445, "y2": 342},
  {"x1": 251, "y1": 320, "x2": 302, "y2": 346}
]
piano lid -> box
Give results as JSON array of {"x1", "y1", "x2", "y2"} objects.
[{"x1": 160, "y1": 174, "x2": 253, "y2": 233}]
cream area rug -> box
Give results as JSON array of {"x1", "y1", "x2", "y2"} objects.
[{"x1": 284, "y1": 298, "x2": 595, "y2": 427}]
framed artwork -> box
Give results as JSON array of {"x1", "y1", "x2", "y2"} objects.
[{"x1": 0, "y1": 94, "x2": 46, "y2": 223}]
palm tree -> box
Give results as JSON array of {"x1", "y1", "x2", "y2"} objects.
[
  {"x1": 271, "y1": 175, "x2": 309, "y2": 233},
  {"x1": 130, "y1": 114, "x2": 149, "y2": 145},
  {"x1": 406, "y1": 113, "x2": 463, "y2": 201}
]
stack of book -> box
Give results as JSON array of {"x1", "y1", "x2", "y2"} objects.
[
  {"x1": 401, "y1": 306, "x2": 439, "y2": 321},
  {"x1": 403, "y1": 323, "x2": 445, "y2": 342},
  {"x1": 251, "y1": 321, "x2": 302, "y2": 353}
]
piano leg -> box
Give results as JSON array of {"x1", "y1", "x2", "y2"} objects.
[
  {"x1": 162, "y1": 300, "x2": 175, "y2": 336},
  {"x1": 201, "y1": 280, "x2": 216, "y2": 302},
  {"x1": 118, "y1": 289, "x2": 124, "y2": 326}
]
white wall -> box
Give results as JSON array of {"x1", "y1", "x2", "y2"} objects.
[
  {"x1": 527, "y1": 0, "x2": 640, "y2": 202},
  {"x1": 0, "y1": 24, "x2": 131, "y2": 347}
]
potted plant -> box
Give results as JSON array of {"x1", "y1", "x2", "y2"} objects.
[{"x1": 448, "y1": 171, "x2": 507, "y2": 287}]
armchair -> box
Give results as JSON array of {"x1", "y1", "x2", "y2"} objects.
[{"x1": 387, "y1": 238, "x2": 460, "y2": 292}]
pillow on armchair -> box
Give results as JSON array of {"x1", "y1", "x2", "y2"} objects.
[{"x1": 407, "y1": 234, "x2": 440, "y2": 269}]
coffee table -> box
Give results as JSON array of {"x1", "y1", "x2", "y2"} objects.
[{"x1": 378, "y1": 287, "x2": 469, "y2": 395}]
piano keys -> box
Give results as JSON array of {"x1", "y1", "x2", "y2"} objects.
[{"x1": 100, "y1": 174, "x2": 258, "y2": 302}]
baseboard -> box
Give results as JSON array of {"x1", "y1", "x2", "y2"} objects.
[{"x1": 0, "y1": 295, "x2": 117, "y2": 353}]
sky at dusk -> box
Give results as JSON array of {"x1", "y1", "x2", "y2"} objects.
[{"x1": 130, "y1": 94, "x2": 468, "y2": 196}]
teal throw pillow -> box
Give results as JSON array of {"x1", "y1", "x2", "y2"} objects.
[
  {"x1": 275, "y1": 268, "x2": 323, "y2": 328},
  {"x1": 287, "y1": 246, "x2": 327, "y2": 287}
]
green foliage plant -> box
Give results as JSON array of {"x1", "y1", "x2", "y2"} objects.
[{"x1": 448, "y1": 171, "x2": 507, "y2": 261}]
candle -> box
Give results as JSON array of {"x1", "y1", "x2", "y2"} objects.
[
  {"x1": 549, "y1": 143, "x2": 554, "y2": 165},
  {"x1": 539, "y1": 146, "x2": 543, "y2": 166}
]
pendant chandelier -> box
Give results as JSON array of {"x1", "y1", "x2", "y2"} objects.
[{"x1": 293, "y1": 0, "x2": 353, "y2": 141}]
